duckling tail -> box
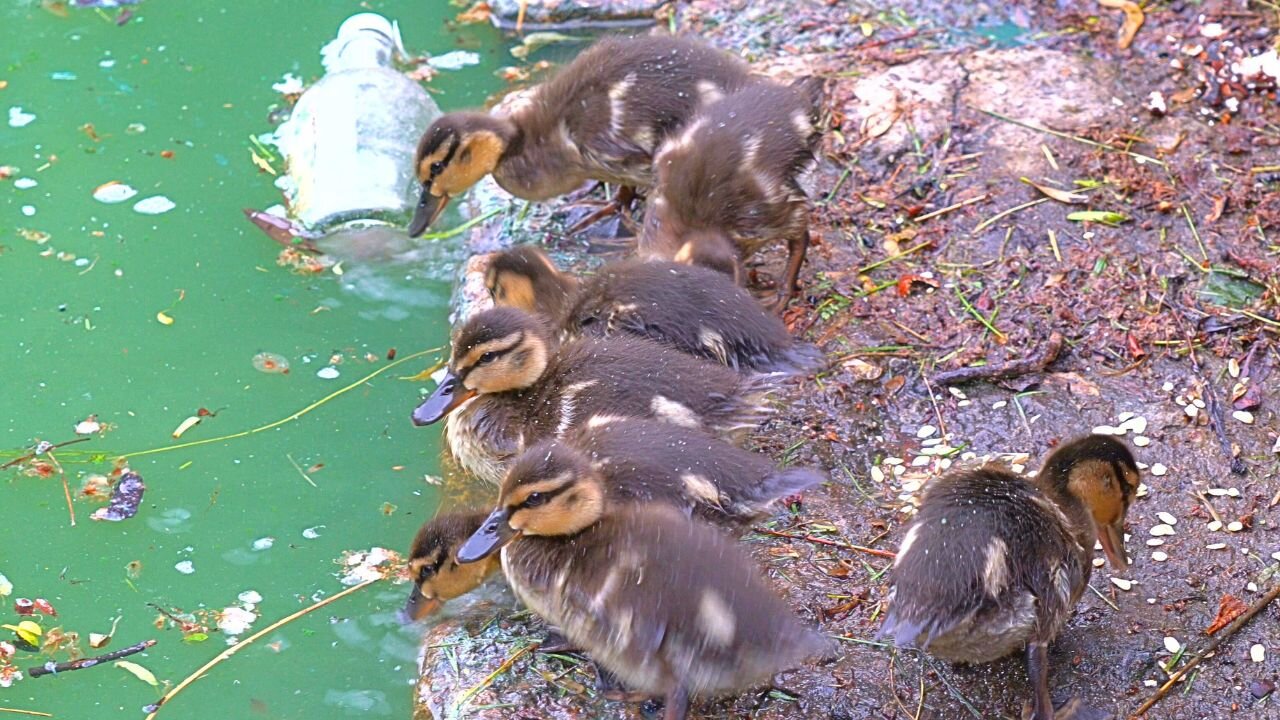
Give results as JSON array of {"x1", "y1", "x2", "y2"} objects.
[
  {"x1": 703, "y1": 374, "x2": 779, "y2": 437},
  {"x1": 744, "y1": 467, "x2": 825, "y2": 513},
  {"x1": 756, "y1": 341, "x2": 825, "y2": 376}
]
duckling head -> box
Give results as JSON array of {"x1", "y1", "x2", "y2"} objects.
[
  {"x1": 485, "y1": 246, "x2": 577, "y2": 319},
  {"x1": 673, "y1": 229, "x2": 744, "y2": 285},
  {"x1": 409, "y1": 112, "x2": 518, "y2": 237},
  {"x1": 402, "y1": 510, "x2": 498, "y2": 621},
  {"x1": 455, "y1": 440, "x2": 607, "y2": 564},
  {"x1": 1041, "y1": 434, "x2": 1140, "y2": 570}
]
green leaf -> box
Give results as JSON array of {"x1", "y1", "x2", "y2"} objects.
[
  {"x1": 1200, "y1": 271, "x2": 1265, "y2": 309},
  {"x1": 1067, "y1": 210, "x2": 1129, "y2": 226},
  {"x1": 116, "y1": 660, "x2": 160, "y2": 687},
  {"x1": 182, "y1": 632, "x2": 209, "y2": 644}
]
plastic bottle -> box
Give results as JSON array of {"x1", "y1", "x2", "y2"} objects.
[{"x1": 272, "y1": 13, "x2": 441, "y2": 232}]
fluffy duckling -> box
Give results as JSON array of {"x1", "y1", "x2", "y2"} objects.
[
  {"x1": 518, "y1": 416, "x2": 822, "y2": 521},
  {"x1": 880, "y1": 434, "x2": 1139, "y2": 720},
  {"x1": 454, "y1": 459, "x2": 828, "y2": 720},
  {"x1": 402, "y1": 510, "x2": 498, "y2": 621},
  {"x1": 410, "y1": 307, "x2": 775, "y2": 484},
  {"x1": 639, "y1": 78, "x2": 823, "y2": 307},
  {"x1": 407, "y1": 34, "x2": 753, "y2": 236},
  {"x1": 485, "y1": 245, "x2": 824, "y2": 373}
]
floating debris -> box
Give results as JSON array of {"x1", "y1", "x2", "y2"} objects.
[
  {"x1": 252, "y1": 352, "x2": 290, "y2": 374},
  {"x1": 8, "y1": 107, "x2": 36, "y2": 127},
  {"x1": 93, "y1": 181, "x2": 138, "y2": 203},
  {"x1": 74, "y1": 416, "x2": 102, "y2": 435},
  {"x1": 427, "y1": 50, "x2": 481, "y2": 71},
  {"x1": 252, "y1": 537, "x2": 275, "y2": 551},
  {"x1": 90, "y1": 470, "x2": 146, "y2": 522},
  {"x1": 302, "y1": 526, "x2": 323, "y2": 539},
  {"x1": 133, "y1": 195, "x2": 176, "y2": 215},
  {"x1": 174, "y1": 560, "x2": 195, "y2": 575},
  {"x1": 316, "y1": 366, "x2": 340, "y2": 380},
  {"x1": 172, "y1": 416, "x2": 201, "y2": 438}
]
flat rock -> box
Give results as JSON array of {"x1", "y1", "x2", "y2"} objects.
[{"x1": 489, "y1": 0, "x2": 661, "y2": 29}]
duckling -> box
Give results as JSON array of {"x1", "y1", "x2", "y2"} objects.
[
  {"x1": 407, "y1": 34, "x2": 753, "y2": 236},
  {"x1": 639, "y1": 78, "x2": 823, "y2": 307},
  {"x1": 880, "y1": 434, "x2": 1139, "y2": 720},
  {"x1": 454, "y1": 464, "x2": 828, "y2": 720},
  {"x1": 485, "y1": 245, "x2": 824, "y2": 374},
  {"x1": 402, "y1": 510, "x2": 499, "y2": 621},
  {"x1": 518, "y1": 416, "x2": 822, "y2": 522},
  {"x1": 410, "y1": 307, "x2": 775, "y2": 484}
]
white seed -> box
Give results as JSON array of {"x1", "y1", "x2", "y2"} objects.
[
  {"x1": 1273, "y1": 436, "x2": 1280, "y2": 454},
  {"x1": 1011, "y1": 463, "x2": 1026, "y2": 474},
  {"x1": 911, "y1": 455, "x2": 931, "y2": 467},
  {"x1": 921, "y1": 437, "x2": 943, "y2": 447},
  {"x1": 1248, "y1": 582, "x2": 1259, "y2": 592},
  {"x1": 1228, "y1": 488, "x2": 1240, "y2": 497},
  {"x1": 1272, "y1": 551, "x2": 1280, "y2": 561},
  {"x1": 1151, "y1": 463, "x2": 1168, "y2": 476},
  {"x1": 1152, "y1": 551, "x2": 1168, "y2": 562},
  {"x1": 1147, "y1": 538, "x2": 1165, "y2": 547},
  {"x1": 1157, "y1": 512, "x2": 1178, "y2": 525},
  {"x1": 1192, "y1": 398, "x2": 1206, "y2": 409},
  {"x1": 1111, "y1": 577, "x2": 1133, "y2": 591},
  {"x1": 871, "y1": 467, "x2": 886, "y2": 483},
  {"x1": 1232, "y1": 410, "x2": 1254, "y2": 424},
  {"x1": 1092, "y1": 557, "x2": 1106, "y2": 568},
  {"x1": 957, "y1": 400, "x2": 971, "y2": 407},
  {"x1": 1164, "y1": 636, "x2": 1180, "y2": 653},
  {"x1": 884, "y1": 457, "x2": 903, "y2": 465},
  {"x1": 992, "y1": 401, "x2": 1008, "y2": 409},
  {"x1": 948, "y1": 387, "x2": 967, "y2": 399},
  {"x1": 916, "y1": 424, "x2": 937, "y2": 439},
  {"x1": 1136, "y1": 483, "x2": 1149, "y2": 497},
  {"x1": 1119, "y1": 416, "x2": 1148, "y2": 435},
  {"x1": 1251, "y1": 644, "x2": 1266, "y2": 663},
  {"x1": 1208, "y1": 488, "x2": 1229, "y2": 496},
  {"x1": 1206, "y1": 543, "x2": 1227, "y2": 550},
  {"x1": 1150, "y1": 524, "x2": 1175, "y2": 536},
  {"x1": 1208, "y1": 520, "x2": 1223, "y2": 532},
  {"x1": 1228, "y1": 358, "x2": 1240, "y2": 378},
  {"x1": 1144, "y1": 679, "x2": 1158, "y2": 688},
  {"x1": 1133, "y1": 435, "x2": 1151, "y2": 447},
  {"x1": 1184, "y1": 405, "x2": 1199, "y2": 419},
  {"x1": 1162, "y1": 381, "x2": 1174, "y2": 392},
  {"x1": 1118, "y1": 411, "x2": 1136, "y2": 422},
  {"x1": 1093, "y1": 425, "x2": 1125, "y2": 436},
  {"x1": 1227, "y1": 521, "x2": 1244, "y2": 533}
]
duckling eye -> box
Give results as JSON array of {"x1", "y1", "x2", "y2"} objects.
[
  {"x1": 478, "y1": 351, "x2": 499, "y2": 365},
  {"x1": 523, "y1": 492, "x2": 548, "y2": 508},
  {"x1": 429, "y1": 161, "x2": 445, "y2": 176}
]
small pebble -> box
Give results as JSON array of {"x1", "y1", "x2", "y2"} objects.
[
  {"x1": 1250, "y1": 644, "x2": 1266, "y2": 663},
  {"x1": 1150, "y1": 463, "x2": 1168, "y2": 476},
  {"x1": 1152, "y1": 551, "x2": 1168, "y2": 562},
  {"x1": 916, "y1": 424, "x2": 937, "y2": 439},
  {"x1": 1208, "y1": 520, "x2": 1223, "y2": 532},
  {"x1": 1227, "y1": 521, "x2": 1244, "y2": 533},
  {"x1": 1164, "y1": 636, "x2": 1180, "y2": 653},
  {"x1": 1207, "y1": 488, "x2": 1229, "y2": 496},
  {"x1": 1150, "y1": 524, "x2": 1175, "y2": 537},
  {"x1": 1156, "y1": 512, "x2": 1178, "y2": 525},
  {"x1": 1111, "y1": 577, "x2": 1133, "y2": 591},
  {"x1": 1144, "y1": 680, "x2": 1159, "y2": 688},
  {"x1": 1133, "y1": 436, "x2": 1150, "y2": 447},
  {"x1": 1232, "y1": 410, "x2": 1255, "y2": 424},
  {"x1": 1249, "y1": 679, "x2": 1275, "y2": 699}
]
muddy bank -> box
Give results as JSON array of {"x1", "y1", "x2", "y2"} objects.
[{"x1": 412, "y1": 1, "x2": 1279, "y2": 718}]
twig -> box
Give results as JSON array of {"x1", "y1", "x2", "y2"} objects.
[
  {"x1": 45, "y1": 451, "x2": 75, "y2": 527},
  {"x1": 1181, "y1": 204, "x2": 1208, "y2": 261},
  {"x1": 285, "y1": 453, "x2": 317, "y2": 488},
  {"x1": 0, "y1": 709, "x2": 53, "y2": 718},
  {"x1": 953, "y1": 286, "x2": 1008, "y2": 343},
  {"x1": 1130, "y1": 582, "x2": 1280, "y2": 718},
  {"x1": 971, "y1": 197, "x2": 1049, "y2": 235},
  {"x1": 28, "y1": 639, "x2": 156, "y2": 678},
  {"x1": 858, "y1": 240, "x2": 934, "y2": 274},
  {"x1": 1191, "y1": 491, "x2": 1224, "y2": 526},
  {"x1": 144, "y1": 578, "x2": 379, "y2": 719},
  {"x1": 753, "y1": 527, "x2": 896, "y2": 559},
  {"x1": 1086, "y1": 582, "x2": 1120, "y2": 612},
  {"x1": 115, "y1": 347, "x2": 441, "y2": 461},
  {"x1": 931, "y1": 332, "x2": 1064, "y2": 386},
  {"x1": 976, "y1": 108, "x2": 1165, "y2": 166},
  {"x1": 452, "y1": 642, "x2": 538, "y2": 714},
  {"x1": 1, "y1": 437, "x2": 91, "y2": 470},
  {"x1": 913, "y1": 193, "x2": 990, "y2": 223}
]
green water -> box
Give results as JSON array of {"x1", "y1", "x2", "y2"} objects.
[{"x1": 1, "y1": 2, "x2": 508, "y2": 717}]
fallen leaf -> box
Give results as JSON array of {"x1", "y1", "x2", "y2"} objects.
[
  {"x1": 1067, "y1": 210, "x2": 1129, "y2": 226},
  {"x1": 1099, "y1": 0, "x2": 1144, "y2": 50},
  {"x1": 116, "y1": 660, "x2": 160, "y2": 687},
  {"x1": 1020, "y1": 177, "x2": 1086, "y2": 204},
  {"x1": 89, "y1": 632, "x2": 111, "y2": 649},
  {"x1": 862, "y1": 108, "x2": 898, "y2": 139},
  {"x1": 1205, "y1": 594, "x2": 1247, "y2": 635},
  {"x1": 156, "y1": 311, "x2": 174, "y2": 326},
  {"x1": 32, "y1": 599, "x2": 56, "y2": 617},
  {"x1": 3, "y1": 621, "x2": 42, "y2": 646},
  {"x1": 249, "y1": 149, "x2": 276, "y2": 175}
]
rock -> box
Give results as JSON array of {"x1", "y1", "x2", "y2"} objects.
[
  {"x1": 1250, "y1": 679, "x2": 1275, "y2": 699},
  {"x1": 489, "y1": 0, "x2": 661, "y2": 30}
]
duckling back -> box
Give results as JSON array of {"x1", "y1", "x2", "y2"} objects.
[
  {"x1": 502, "y1": 503, "x2": 828, "y2": 698},
  {"x1": 880, "y1": 466, "x2": 1089, "y2": 663},
  {"x1": 565, "y1": 259, "x2": 823, "y2": 373}
]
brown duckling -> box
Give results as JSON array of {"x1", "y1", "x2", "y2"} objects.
[
  {"x1": 880, "y1": 434, "x2": 1139, "y2": 720},
  {"x1": 410, "y1": 307, "x2": 775, "y2": 484},
  {"x1": 517, "y1": 416, "x2": 822, "y2": 522},
  {"x1": 639, "y1": 78, "x2": 823, "y2": 307},
  {"x1": 402, "y1": 510, "x2": 499, "y2": 621},
  {"x1": 454, "y1": 460, "x2": 828, "y2": 720},
  {"x1": 407, "y1": 34, "x2": 753, "y2": 236},
  {"x1": 485, "y1": 245, "x2": 823, "y2": 373}
]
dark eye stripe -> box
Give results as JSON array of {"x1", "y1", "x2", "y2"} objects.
[{"x1": 515, "y1": 482, "x2": 570, "y2": 509}]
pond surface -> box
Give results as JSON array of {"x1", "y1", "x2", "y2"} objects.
[{"x1": 1, "y1": 2, "x2": 509, "y2": 717}]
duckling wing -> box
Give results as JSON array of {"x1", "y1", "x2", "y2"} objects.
[{"x1": 881, "y1": 469, "x2": 1088, "y2": 663}]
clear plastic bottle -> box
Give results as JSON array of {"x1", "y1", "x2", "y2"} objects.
[{"x1": 273, "y1": 13, "x2": 441, "y2": 232}]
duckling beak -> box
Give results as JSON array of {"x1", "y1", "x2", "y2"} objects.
[
  {"x1": 456, "y1": 508, "x2": 518, "y2": 563},
  {"x1": 412, "y1": 371, "x2": 476, "y2": 426},
  {"x1": 400, "y1": 585, "x2": 443, "y2": 623},
  {"x1": 1097, "y1": 521, "x2": 1129, "y2": 571},
  {"x1": 408, "y1": 188, "x2": 449, "y2": 238}
]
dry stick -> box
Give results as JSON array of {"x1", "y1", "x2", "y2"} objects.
[
  {"x1": 143, "y1": 578, "x2": 378, "y2": 719},
  {"x1": 753, "y1": 527, "x2": 896, "y2": 559},
  {"x1": 452, "y1": 641, "x2": 539, "y2": 714},
  {"x1": 912, "y1": 193, "x2": 991, "y2": 223},
  {"x1": 44, "y1": 451, "x2": 75, "y2": 527},
  {"x1": 1130, "y1": 582, "x2": 1280, "y2": 718},
  {"x1": 976, "y1": 108, "x2": 1165, "y2": 166},
  {"x1": 1191, "y1": 491, "x2": 1224, "y2": 526},
  {"x1": 27, "y1": 639, "x2": 156, "y2": 678},
  {"x1": 971, "y1": 197, "x2": 1048, "y2": 235},
  {"x1": 930, "y1": 331, "x2": 1064, "y2": 386},
  {"x1": 857, "y1": 240, "x2": 935, "y2": 274},
  {"x1": 0, "y1": 709, "x2": 53, "y2": 718}
]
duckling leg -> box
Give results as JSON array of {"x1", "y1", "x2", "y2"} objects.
[
  {"x1": 661, "y1": 685, "x2": 691, "y2": 720},
  {"x1": 1024, "y1": 642, "x2": 1054, "y2": 720},
  {"x1": 536, "y1": 627, "x2": 579, "y2": 654},
  {"x1": 593, "y1": 667, "x2": 651, "y2": 703},
  {"x1": 566, "y1": 185, "x2": 638, "y2": 236},
  {"x1": 775, "y1": 229, "x2": 810, "y2": 308}
]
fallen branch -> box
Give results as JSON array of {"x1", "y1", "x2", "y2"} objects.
[
  {"x1": 1130, "y1": 582, "x2": 1280, "y2": 718},
  {"x1": 931, "y1": 332, "x2": 1064, "y2": 386},
  {"x1": 753, "y1": 527, "x2": 896, "y2": 559},
  {"x1": 28, "y1": 639, "x2": 156, "y2": 678},
  {"x1": 143, "y1": 578, "x2": 379, "y2": 719},
  {"x1": 0, "y1": 709, "x2": 53, "y2": 718}
]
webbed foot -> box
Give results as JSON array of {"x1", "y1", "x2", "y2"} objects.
[
  {"x1": 1020, "y1": 696, "x2": 1114, "y2": 720},
  {"x1": 536, "y1": 628, "x2": 579, "y2": 655}
]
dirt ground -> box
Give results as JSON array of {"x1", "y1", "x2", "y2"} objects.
[{"x1": 414, "y1": 2, "x2": 1280, "y2": 719}]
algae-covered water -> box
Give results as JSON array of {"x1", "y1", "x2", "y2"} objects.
[{"x1": 1, "y1": 2, "x2": 508, "y2": 717}]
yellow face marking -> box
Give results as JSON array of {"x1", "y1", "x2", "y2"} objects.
[
  {"x1": 457, "y1": 334, "x2": 523, "y2": 372},
  {"x1": 1067, "y1": 459, "x2": 1128, "y2": 526},
  {"x1": 429, "y1": 131, "x2": 506, "y2": 197},
  {"x1": 506, "y1": 472, "x2": 604, "y2": 537}
]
